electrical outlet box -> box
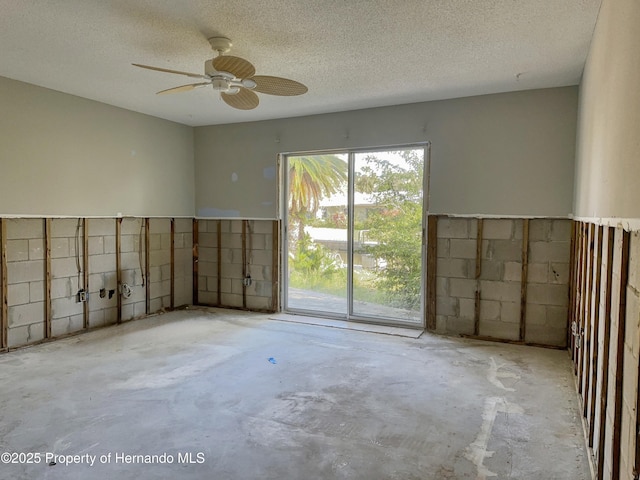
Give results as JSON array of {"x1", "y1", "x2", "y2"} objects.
[
  {"x1": 243, "y1": 276, "x2": 252, "y2": 287},
  {"x1": 76, "y1": 289, "x2": 88, "y2": 303}
]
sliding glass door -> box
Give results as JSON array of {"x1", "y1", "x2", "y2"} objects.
[{"x1": 284, "y1": 145, "x2": 428, "y2": 327}]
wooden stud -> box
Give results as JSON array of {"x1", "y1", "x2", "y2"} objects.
[
  {"x1": 588, "y1": 225, "x2": 603, "y2": 447},
  {"x1": 1, "y1": 219, "x2": 8, "y2": 350},
  {"x1": 474, "y1": 218, "x2": 483, "y2": 336},
  {"x1": 116, "y1": 218, "x2": 122, "y2": 324},
  {"x1": 271, "y1": 220, "x2": 279, "y2": 312},
  {"x1": 44, "y1": 218, "x2": 52, "y2": 339},
  {"x1": 475, "y1": 218, "x2": 483, "y2": 279},
  {"x1": 145, "y1": 218, "x2": 150, "y2": 315},
  {"x1": 217, "y1": 220, "x2": 222, "y2": 306},
  {"x1": 519, "y1": 219, "x2": 529, "y2": 342},
  {"x1": 568, "y1": 221, "x2": 577, "y2": 352},
  {"x1": 611, "y1": 229, "x2": 630, "y2": 480},
  {"x1": 426, "y1": 215, "x2": 438, "y2": 331},
  {"x1": 242, "y1": 220, "x2": 247, "y2": 309},
  {"x1": 82, "y1": 219, "x2": 89, "y2": 329},
  {"x1": 170, "y1": 218, "x2": 175, "y2": 310},
  {"x1": 582, "y1": 224, "x2": 595, "y2": 411},
  {"x1": 578, "y1": 222, "x2": 588, "y2": 385},
  {"x1": 596, "y1": 227, "x2": 615, "y2": 480},
  {"x1": 192, "y1": 219, "x2": 199, "y2": 306}
]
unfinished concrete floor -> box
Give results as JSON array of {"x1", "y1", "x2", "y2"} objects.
[{"x1": 0, "y1": 308, "x2": 589, "y2": 479}]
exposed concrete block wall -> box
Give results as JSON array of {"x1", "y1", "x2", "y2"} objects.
[
  {"x1": 196, "y1": 219, "x2": 275, "y2": 311},
  {"x1": 197, "y1": 219, "x2": 218, "y2": 306},
  {"x1": 148, "y1": 218, "x2": 171, "y2": 313},
  {"x1": 173, "y1": 218, "x2": 193, "y2": 307},
  {"x1": 435, "y1": 216, "x2": 571, "y2": 347},
  {"x1": 525, "y1": 219, "x2": 571, "y2": 345},
  {"x1": 50, "y1": 219, "x2": 84, "y2": 336},
  {"x1": 5, "y1": 219, "x2": 45, "y2": 347},
  {"x1": 87, "y1": 218, "x2": 117, "y2": 328},
  {"x1": 120, "y1": 218, "x2": 146, "y2": 321}
]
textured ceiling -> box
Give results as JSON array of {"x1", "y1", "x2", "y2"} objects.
[{"x1": 0, "y1": 0, "x2": 601, "y2": 127}]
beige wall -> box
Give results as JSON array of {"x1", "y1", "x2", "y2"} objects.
[
  {"x1": 574, "y1": 0, "x2": 640, "y2": 222},
  {"x1": 0, "y1": 76, "x2": 195, "y2": 217},
  {"x1": 195, "y1": 87, "x2": 578, "y2": 219}
]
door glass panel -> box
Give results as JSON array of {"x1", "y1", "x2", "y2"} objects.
[
  {"x1": 351, "y1": 149, "x2": 424, "y2": 323},
  {"x1": 286, "y1": 154, "x2": 349, "y2": 315}
]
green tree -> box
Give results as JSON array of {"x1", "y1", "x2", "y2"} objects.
[
  {"x1": 356, "y1": 150, "x2": 424, "y2": 310},
  {"x1": 288, "y1": 155, "x2": 347, "y2": 239}
]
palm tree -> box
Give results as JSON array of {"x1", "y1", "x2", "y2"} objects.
[{"x1": 288, "y1": 155, "x2": 347, "y2": 240}]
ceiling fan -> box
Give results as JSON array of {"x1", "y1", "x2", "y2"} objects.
[{"x1": 132, "y1": 37, "x2": 308, "y2": 110}]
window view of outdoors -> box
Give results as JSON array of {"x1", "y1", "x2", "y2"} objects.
[{"x1": 286, "y1": 148, "x2": 424, "y2": 324}]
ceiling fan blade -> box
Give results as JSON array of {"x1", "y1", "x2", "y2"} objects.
[
  {"x1": 221, "y1": 87, "x2": 259, "y2": 110},
  {"x1": 132, "y1": 63, "x2": 209, "y2": 80},
  {"x1": 157, "y1": 82, "x2": 211, "y2": 95},
  {"x1": 252, "y1": 75, "x2": 308, "y2": 96},
  {"x1": 212, "y1": 55, "x2": 256, "y2": 79}
]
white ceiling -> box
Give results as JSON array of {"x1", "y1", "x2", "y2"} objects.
[{"x1": 0, "y1": 0, "x2": 601, "y2": 127}]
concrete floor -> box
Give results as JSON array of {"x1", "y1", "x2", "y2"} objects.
[{"x1": 0, "y1": 308, "x2": 590, "y2": 479}]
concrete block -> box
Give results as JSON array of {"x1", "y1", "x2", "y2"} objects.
[
  {"x1": 546, "y1": 305, "x2": 568, "y2": 328},
  {"x1": 221, "y1": 262, "x2": 243, "y2": 279},
  {"x1": 446, "y1": 316, "x2": 474, "y2": 335},
  {"x1": 198, "y1": 291, "x2": 217, "y2": 305},
  {"x1": 450, "y1": 239, "x2": 476, "y2": 259},
  {"x1": 199, "y1": 232, "x2": 218, "y2": 248},
  {"x1": 246, "y1": 296, "x2": 271, "y2": 310},
  {"x1": 513, "y1": 220, "x2": 524, "y2": 240},
  {"x1": 220, "y1": 278, "x2": 232, "y2": 294},
  {"x1": 529, "y1": 241, "x2": 570, "y2": 263},
  {"x1": 435, "y1": 315, "x2": 447, "y2": 333},
  {"x1": 149, "y1": 233, "x2": 161, "y2": 251},
  {"x1": 52, "y1": 297, "x2": 83, "y2": 320},
  {"x1": 479, "y1": 320, "x2": 519, "y2": 340},
  {"x1": 528, "y1": 219, "x2": 550, "y2": 242},
  {"x1": 161, "y1": 264, "x2": 171, "y2": 281},
  {"x1": 251, "y1": 250, "x2": 273, "y2": 267},
  {"x1": 468, "y1": 219, "x2": 479, "y2": 239},
  {"x1": 88, "y1": 253, "x2": 116, "y2": 274},
  {"x1": 174, "y1": 218, "x2": 192, "y2": 234},
  {"x1": 550, "y1": 220, "x2": 571, "y2": 242},
  {"x1": 88, "y1": 273, "x2": 104, "y2": 291},
  {"x1": 525, "y1": 304, "x2": 547, "y2": 326},
  {"x1": 121, "y1": 218, "x2": 143, "y2": 235},
  {"x1": 479, "y1": 260, "x2": 503, "y2": 281},
  {"x1": 8, "y1": 323, "x2": 45, "y2": 347},
  {"x1": 51, "y1": 277, "x2": 77, "y2": 299},
  {"x1": 436, "y1": 277, "x2": 448, "y2": 297},
  {"x1": 480, "y1": 300, "x2": 500, "y2": 321},
  {"x1": 230, "y1": 221, "x2": 243, "y2": 234},
  {"x1": 6, "y1": 239, "x2": 29, "y2": 262},
  {"x1": 159, "y1": 233, "x2": 171, "y2": 251},
  {"x1": 253, "y1": 221, "x2": 274, "y2": 235},
  {"x1": 221, "y1": 292, "x2": 243, "y2": 307},
  {"x1": 527, "y1": 284, "x2": 569, "y2": 306},
  {"x1": 149, "y1": 250, "x2": 169, "y2": 268},
  {"x1": 104, "y1": 235, "x2": 116, "y2": 254},
  {"x1": 51, "y1": 218, "x2": 80, "y2": 238},
  {"x1": 174, "y1": 233, "x2": 185, "y2": 249},
  {"x1": 150, "y1": 297, "x2": 167, "y2": 313},
  {"x1": 30, "y1": 281, "x2": 44, "y2": 303},
  {"x1": 6, "y1": 219, "x2": 43, "y2": 240},
  {"x1": 89, "y1": 309, "x2": 105, "y2": 328},
  {"x1": 231, "y1": 279, "x2": 243, "y2": 295},
  {"x1": 120, "y1": 235, "x2": 135, "y2": 253},
  {"x1": 221, "y1": 233, "x2": 242, "y2": 249},
  {"x1": 88, "y1": 236, "x2": 104, "y2": 255},
  {"x1": 437, "y1": 218, "x2": 469, "y2": 239},
  {"x1": 503, "y1": 262, "x2": 522, "y2": 282},
  {"x1": 525, "y1": 325, "x2": 566, "y2": 347},
  {"x1": 51, "y1": 317, "x2": 70, "y2": 337},
  {"x1": 436, "y1": 258, "x2": 469, "y2": 279},
  {"x1": 527, "y1": 263, "x2": 549, "y2": 284},
  {"x1": 149, "y1": 218, "x2": 170, "y2": 234},
  {"x1": 88, "y1": 219, "x2": 115, "y2": 237},
  {"x1": 500, "y1": 301, "x2": 520, "y2": 323},
  {"x1": 624, "y1": 288, "x2": 640, "y2": 359},
  {"x1": 199, "y1": 246, "x2": 217, "y2": 264},
  {"x1": 480, "y1": 280, "x2": 520, "y2": 302},
  {"x1": 449, "y1": 278, "x2": 477, "y2": 299},
  {"x1": 218, "y1": 220, "x2": 231, "y2": 234},
  {"x1": 133, "y1": 302, "x2": 146, "y2": 318},
  {"x1": 7, "y1": 283, "x2": 30, "y2": 306},
  {"x1": 459, "y1": 298, "x2": 475, "y2": 319},
  {"x1": 51, "y1": 257, "x2": 79, "y2": 279},
  {"x1": 436, "y1": 296, "x2": 458, "y2": 316},
  {"x1": 51, "y1": 238, "x2": 70, "y2": 258},
  {"x1": 149, "y1": 266, "x2": 161, "y2": 283},
  {"x1": 28, "y1": 238, "x2": 45, "y2": 260},
  {"x1": 7, "y1": 260, "x2": 45, "y2": 283},
  {"x1": 484, "y1": 240, "x2": 521, "y2": 262},
  {"x1": 9, "y1": 302, "x2": 44, "y2": 328},
  {"x1": 483, "y1": 219, "x2": 513, "y2": 240},
  {"x1": 121, "y1": 303, "x2": 135, "y2": 321},
  {"x1": 436, "y1": 238, "x2": 449, "y2": 258},
  {"x1": 549, "y1": 262, "x2": 570, "y2": 284}
]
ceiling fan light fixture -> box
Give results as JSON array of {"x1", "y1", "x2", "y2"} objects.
[
  {"x1": 241, "y1": 78, "x2": 257, "y2": 89},
  {"x1": 210, "y1": 77, "x2": 230, "y2": 91}
]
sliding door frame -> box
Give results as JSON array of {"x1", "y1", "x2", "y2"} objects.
[{"x1": 280, "y1": 142, "x2": 431, "y2": 328}]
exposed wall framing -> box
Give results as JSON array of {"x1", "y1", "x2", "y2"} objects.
[{"x1": 0, "y1": 219, "x2": 7, "y2": 351}]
